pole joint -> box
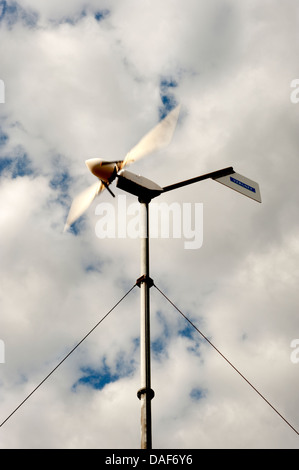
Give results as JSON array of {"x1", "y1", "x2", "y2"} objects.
[
  {"x1": 136, "y1": 274, "x2": 154, "y2": 288},
  {"x1": 137, "y1": 387, "x2": 155, "y2": 400}
]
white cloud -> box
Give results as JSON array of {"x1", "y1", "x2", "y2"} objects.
[{"x1": 0, "y1": 0, "x2": 299, "y2": 449}]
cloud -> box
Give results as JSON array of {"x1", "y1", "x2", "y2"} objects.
[{"x1": 0, "y1": 0, "x2": 299, "y2": 449}]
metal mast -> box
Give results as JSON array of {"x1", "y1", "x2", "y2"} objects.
[{"x1": 137, "y1": 199, "x2": 155, "y2": 449}]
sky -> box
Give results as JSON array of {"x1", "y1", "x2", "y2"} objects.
[{"x1": 0, "y1": 0, "x2": 299, "y2": 449}]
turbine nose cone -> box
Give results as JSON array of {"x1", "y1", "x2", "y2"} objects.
[
  {"x1": 85, "y1": 158, "x2": 102, "y2": 175},
  {"x1": 85, "y1": 158, "x2": 117, "y2": 182}
]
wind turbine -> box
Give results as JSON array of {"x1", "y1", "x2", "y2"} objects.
[{"x1": 64, "y1": 105, "x2": 261, "y2": 449}]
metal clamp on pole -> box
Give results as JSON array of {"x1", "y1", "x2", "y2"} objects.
[
  {"x1": 136, "y1": 275, "x2": 154, "y2": 288},
  {"x1": 137, "y1": 387, "x2": 155, "y2": 400}
]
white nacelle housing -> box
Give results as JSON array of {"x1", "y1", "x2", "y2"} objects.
[{"x1": 117, "y1": 170, "x2": 163, "y2": 200}]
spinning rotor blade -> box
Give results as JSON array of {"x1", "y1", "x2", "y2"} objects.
[
  {"x1": 64, "y1": 180, "x2": 104, "y2": 232},
  {"x1": 122, "y1": 104, "x2": 180, "y2": 168}
]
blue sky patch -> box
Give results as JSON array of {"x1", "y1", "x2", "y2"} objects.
[
  {"x1": 59, "y1": 8, "x2": 110, "y2": 26},
  {"x1": 178, "y1": 321, "x2": 195, "y2": 340},
  {"x1": 49, "y1": 169, "x2": 71, "y2": 193},
  {"x1": 151, "y1": 311, "x2": 171, "y2": 359},
  {"x1": 73, "y1": 354, "x2": 136, "y2": 391},
  {"x1": 0, "y1": 152, "x2": 34, "y2": 178},
  {"x1": 0, "y1": 1, "x2": 38, "y2": 28},
  {"x1": 152, "y1": 336, "x2": 166, "y2": 358},
  {"x1": 159, "y1": 77, "x2": 179, "y2": 120},
  {"x1": 0, "y1": 127, "x2": 8, "y2": 146},
  {"x1": 74, "y1": 365, "x2": 120, "y2": 390},
  {"x1": 94, "y1": 10, "x2": 110, "y2": 22},
  {"x1": 190, "y1": 387, "x2": 206, "y2": 401},
  {"x1": 84, "y1": 258, "x2": 105, "y2": 275}
]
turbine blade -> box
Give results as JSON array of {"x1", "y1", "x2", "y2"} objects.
[
  {"x1": 64, "y1": 181, "x2": 104, "y2": 232},
  {"x1": 122, "y1": 104, "x2": 181, "y2": 168}
]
